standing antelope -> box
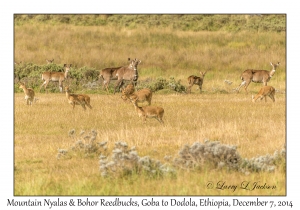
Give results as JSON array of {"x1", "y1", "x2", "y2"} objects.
[
  {"x1": 235, "y1": 62, "x2": 280, "y2": 93},
  {"x1": 187, "y1": 71, "x2": 207, "y2": 94},
  {"x1": 40, "y1": 64, "x2": 71, "y2": 93},
  {"x1": 130, "y1": 97, "x2": 164, "y2": 124},
  {"x1": 46, "y1": 59, "x2": 54, "y2": 64},
  {"x1": 65, "y1": 86, "x2": 92, "y2": 110},
  {"x1": 121, "y1": 84, "x2": 152, "y2": 105},
  {"x1": 19, "y1": 82, "x2": 35, "y2": 106},
  {"x1": 98, "y1": 58, "x2": 131, "y2": 92},
  {"x1": 114, "y1": 58, "x2": 141, "y2": 94},
  {"x1": 99, "y1": 66, "x2": 122, "y2": 92},
  {"x1": 252, "y1": 86, "x2": 275, "y2": 103}
]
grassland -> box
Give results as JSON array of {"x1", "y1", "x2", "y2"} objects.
[
  {"x1": 14, "y1": 24, "x2": 286, "y2": 89},
  {"x1": 14, "y1": 15, "x2": 286, "y2": 196},
  {"x1": 14, "y1": 91, "x2": 286, "y2": 195}
]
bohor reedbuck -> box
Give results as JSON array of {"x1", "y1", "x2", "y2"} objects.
[
  {"x1": 65, "y1": 86, "x2": 92, "y2": 110},
  {"x1": 235, "y1": 62, "x2": 280, "y2": 93},
  {"x1": 129, "y1": 97, "x2": 164, "y2": 125},
  {"x1": 121, "y1": 83, "x2": 153, "y2": 106},
  {"x1": 98, "y1": 58, "x2": 141, "y2": 94},
  {"x1": 187, "y1": 71, "x2": 207, "y2": 94},
  {"x1": 19, "y1": 82, "x2": 35, "y2": 106},
  {"x1": 252, "y1": 86, "x2": 276, "y2": 103},
  {"x1": 40, "y1": 64, "x2": 72, "y2": 93}
]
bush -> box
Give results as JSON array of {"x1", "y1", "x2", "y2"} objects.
[
  {"x1": 57, "y1": 129, "x2": 108, "y2": 159},
  {"x1": 137, "y1": 77, "x2": 186, "y2": 93},
  {"x1": 14, "y1": 14, "x2": 286, "y2": 32},
  {"x1": 99, "y1": 141, "x2": 176, "y2": 178},
  {"x1": 58, "y1": 129, "x2": 286, "y2": 178},
  {"x1": 14, "y1": 62, "x2": 101, "y2": 93}
]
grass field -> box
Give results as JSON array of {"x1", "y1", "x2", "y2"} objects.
[
  {"x1": 14, "y1": 90, "x2": 286, "y2": 196},
  {"x1": 14, "y1": 17, "x2": 286, "y2": 196}
]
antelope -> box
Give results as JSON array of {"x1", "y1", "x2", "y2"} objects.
[
  {"x1": 235, "y1": 62, "x2": 280, "y2": 93},
  {"x1": 40, "y1": 64, "x2": 71, "y2": 93},
  {"x1": 65, "y1": 86, "x2": 92, "y2": 110},
  {"x1": 121, "y1": 84, "x2": 152, "y2": 105},
  {"x1": 98, "y1": 58, "x2": 131, "y2": 92},
  {"x1": 252, "y1": 86, "x2": 275, "y2": 103},
  {"x1": 114, "y1": 58, "x2": 141, "y2": 94},
  {"x1": 187, "y1": 71, "x2": 207, "y2": 93},
  {"x1": 130, "y1": 97, "x2": 164, "y2": 124},
  {"x1": 19, "y1": 82, "x2": 35, "y2": 106},
  {"x1": 46, "y1": 59, "x2": 54, "y2": 64}
]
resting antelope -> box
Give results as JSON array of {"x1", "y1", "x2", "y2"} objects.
[
  {"x1": 65, "y1": 86, "x2": 92, "y2": 110},
  {"x1": 130, "y1": 97, "x2": 164, "y2": 124},
  {"x1": 252, "y1": 86, "x2": 275, "y2": 103},
  {"x1": 114, "y1": 58, "x2": 141, "y2": 94},
  {"x1": 19, "y1": 82, "x2": 35, "y2": 106},
  {"x1": 121, "y1": 84, "x2": 152, "y2": 105},
  {"x1": 40, "y1": 64, "x2": 71, "y2": 93},
  {"x1": 98, "y1": 58, "x2": 131, "y2": 92},
  {"x1": 235, "y1": 62, "x2": 280, "y2": 93},
  {"x1": 187, "y1": 71, "x2": 207, "y2": 93},
  {"x1": 46, "y1": 59, "x2": 54, "y2": 64}
]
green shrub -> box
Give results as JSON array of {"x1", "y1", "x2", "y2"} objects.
[{"x1": 14, "y1": 14, "x2": 286, "y2": 32}]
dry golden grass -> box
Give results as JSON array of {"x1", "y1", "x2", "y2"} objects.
[
  {"x1": 14, "y1": 24, "x2": 286, "y2": 85},
  {"x1": 14, "y1": 91, "x2": 286, "y2": 195},
  {"x1": 14, "y1": 23, "x2": 286, "y2": 196}
]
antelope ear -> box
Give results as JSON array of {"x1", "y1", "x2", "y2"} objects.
[
  {"x1": 64, "y1": 64, "x2": 67, "y2": 67},
  {"x1": 70, "y1": 64, "x2": 72, "y2": 67},
  {"x1": 277, "y1": 62, "x2": 280, "y2": 65},
  {"x1": 251, "y1": 95, "x2": 254, "y2": 99}
]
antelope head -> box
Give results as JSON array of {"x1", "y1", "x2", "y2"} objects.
[
  {"x1": 19, "y1": 82, "x2": 25, "y2": 89},
  {"x1": 129, "y1": 94, "x2": 139, "y2": 105},
  {"x1": 270, "y1": 62, "x2": 280, "y2": 70},
  {"x1": 46, "y1": 59, "x2": 54, "y2": 64},
  {"x1": 130, "y1": 58, "x2": 141, "y2": 70},
  {"x1": 200, "y1": 71, "x2": 207, "y2": 78},
  {"x1": 63, "y1": 64, "x2": 72, "y2": 73},
  {"x1": 64, "y1": 86, "x2": 71, "y2": 93}
]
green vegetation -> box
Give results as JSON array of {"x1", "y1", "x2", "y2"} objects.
[
  {"x1": 14, "y1": 14, "x2": 286, "y2": 94},
  {"x1": 14, "y1": 14, "x2": 286, "y2": 32}
]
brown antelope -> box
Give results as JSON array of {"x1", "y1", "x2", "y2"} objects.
[
  {"x1": 19, "y1": 82, "x2": 35, "y2": 106},
  {"x1": 187, "y1": 71, "x2": 207, "y2": 93},
  {"x1": 121, "y1": 84, "x2": 152, "y2": 105},
  {"x1": 40, "y1": 64, "x2": 71, "y2": 93},
  {"x1": 252, "y1": 86, "x2": 275, "y2": 103},
  {"x1": 65, "y1": 86, "x2": 92, "y2": 110},
  {"x1": 98, "y1": 58, "x2": 131, "y2": 92},
  {"x1": 114, "y1": 58, "x2": 141, "y2": 94},
  {"x1": 46, "y1": 59, "x2": 54, "y2": 64},
  {"x1": 130, "y1": 97, "x2": 164, "y2": 124},
  {"x1": 235, "y1": 62, "x2": 280, "y2": 93}
]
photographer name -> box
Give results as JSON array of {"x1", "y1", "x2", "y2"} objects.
[{"x1": 207, "y1": 181, "x2": 276, "y2": 192}]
